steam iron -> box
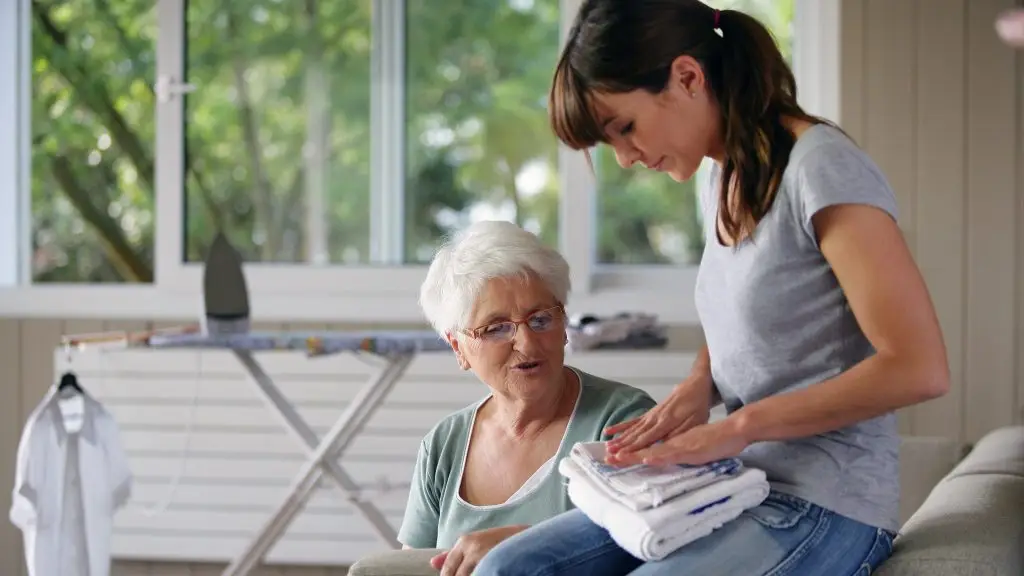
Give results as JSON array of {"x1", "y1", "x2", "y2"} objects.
[{"x1": 202, "y1": 232, "x2": 251, "y2": 335}]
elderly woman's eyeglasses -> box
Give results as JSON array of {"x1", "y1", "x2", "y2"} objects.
[{"x1": 465, "y1": 305, "x2": 565, "y2": 343}]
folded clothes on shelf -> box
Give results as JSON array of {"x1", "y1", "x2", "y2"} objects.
[{"x1": 566, "y1": 312, "x2": 669, "y2": 351}]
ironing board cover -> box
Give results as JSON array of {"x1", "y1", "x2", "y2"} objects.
[{"x1": 146, "y1": 330, "x2": 450, "y2": 356}]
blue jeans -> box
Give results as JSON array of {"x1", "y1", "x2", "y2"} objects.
[{"x1": 475, "y1": 492, "x2": 895, "y2": 576}]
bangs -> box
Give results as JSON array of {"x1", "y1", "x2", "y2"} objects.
[{"x1": 549, "y1": 57, "x2": 606, "y2": 152}]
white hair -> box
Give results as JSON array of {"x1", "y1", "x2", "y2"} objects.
[{"x1": 419, "y1": 220, "x2": 571, "y2": 336}]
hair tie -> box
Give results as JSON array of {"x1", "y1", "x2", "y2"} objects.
[{"x1": 713, "y1": 9, "x2": 723, "y2": 36}]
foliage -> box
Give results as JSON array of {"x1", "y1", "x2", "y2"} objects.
[{"x1": 28, "y1": 0, "x2": 793, "y2": 282}]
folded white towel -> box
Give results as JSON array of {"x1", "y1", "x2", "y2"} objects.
[
  {"x1": 570, "y1": 442, "x2": 743, "y2": 510},
  {"x1": 559, "y1": 457, "x2": 769, "y2": 561}
]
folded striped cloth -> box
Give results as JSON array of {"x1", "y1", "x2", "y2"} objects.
[
  {"x1": 569, "y1": 441, "x2": 743, "y2": 510},
  {"x1": 559, "y1": 456, "x2": 769, "y2": 561}
]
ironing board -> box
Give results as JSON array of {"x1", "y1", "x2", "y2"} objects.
[{"x1": 143, "y1": 330, "x2": 450, "y2": 575}]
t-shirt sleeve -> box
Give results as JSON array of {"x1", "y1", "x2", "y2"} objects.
[
  {"x1": 599, "y1": 389, "x2": 657, "y2": 441},
  {"x1": 794, "y1": 139, "x2": 900, "y2": 247},
  {"x1": 396, "y1": 438, "x2": 441, "y2": 549}
]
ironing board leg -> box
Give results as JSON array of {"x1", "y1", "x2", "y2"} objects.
[{"x1": 221, "y1": 350, "x2": 415, "y2": 576}]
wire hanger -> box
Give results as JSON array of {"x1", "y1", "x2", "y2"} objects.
[{"x1": 58, "y1": 339, "x2": 83, "y2": 394}]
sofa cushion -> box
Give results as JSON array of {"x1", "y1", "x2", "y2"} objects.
[
  {"x1": 947, "y1": 426, "x2": 1024, "y2": 479},
  {"x1": 875, "y1": 468, "x2": 1024, "y2": 575},
  {"x1": 898, "y1": 436, "x2": 960, "y2": 525},
  {"x1": 347, "y1": 548, "x2": 443, "y2": 576}
]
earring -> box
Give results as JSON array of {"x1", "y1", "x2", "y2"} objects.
[{"x1": 691, "y1": 91, "x2": 697, "y2": 98}]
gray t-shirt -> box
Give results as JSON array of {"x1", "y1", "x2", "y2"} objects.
[{"x1": 695, "y1": 123, "x2": 901, "y2": 532}]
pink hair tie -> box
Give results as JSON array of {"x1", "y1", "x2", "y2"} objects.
[{"x1": 713, "y1": 9, "x2": 723, "y2": 36}]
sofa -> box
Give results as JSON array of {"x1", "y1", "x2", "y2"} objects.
[
  {"x1": 875, "y1": 425, "x2": 1024, "y2": 576},
  {"x1": 348, "y1": 425, "x2": 1024, "y2": 576}
]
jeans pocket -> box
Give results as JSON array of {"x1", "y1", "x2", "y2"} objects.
[
  {"x1": 853, "y1": 529, "x2": 895, "y2": 576},
  {"x1": 745, "y1": 492, "x2": 813, "y2": 530}
]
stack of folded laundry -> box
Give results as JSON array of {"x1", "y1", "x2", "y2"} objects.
[
  {"x1": 566, "y1": 312, "x2": 668, "y2": 351},
  {"x1": 560, "y1": 441, "x2": 770, "y2": 561}
]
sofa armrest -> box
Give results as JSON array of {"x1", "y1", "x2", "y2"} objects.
[
  {"x1": 348, "y1": 548, "x2": 443, "y2": 576},
  {"x1": 877, "y1": 426, "x2": 1024, "y2": 576}
]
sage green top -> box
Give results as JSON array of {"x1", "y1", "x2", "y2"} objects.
[{"x1": 397, "y1": 368, "x2": 656, "y2": 549}]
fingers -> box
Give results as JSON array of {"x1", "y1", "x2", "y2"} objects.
[
  {"x1": 457, "y1": 559, "x2": 477, "y2": 576},
  {"x1": 665, "y1": 418, "x2": 700, "y2": 440},
  {"x1": 605, "y1": 449, "x2": 645, "y2": 466},
  {"x1": 603, "y1": 416, "x2": 640, "y2": 437},
  {"x1": 429, "y1": 551, "x2": 448, "y2": 571},
  {"x1": 609, "y1": 412, "x2": 662, "y2": 446},
  {"x1": 639, "y1": 443, "x2": 684, "y2": 466},
  {"x1": 609, "y1": 414, "x2": 682, "y2": 456},
  {"x1": 439, "y1": 547, "x2": 463, "y2": 576},
  {"x1": 606, "y1": 419, "x2": 645, "y2": 450},
  {"x1": 616, "y1": 430, "x2": 704, "y2": 467}
]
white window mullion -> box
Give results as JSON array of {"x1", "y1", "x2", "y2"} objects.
[
  {"x1": 558, "y1": 0, "x2": 595, "y2": 297},
  {"x1": 370, "y1": 0, "x2": 406, "y2": 264},
  {"x1": 0, "y1": 0, "x2": 29, "y2": 286},
  {"x1": 154, "y1": 0, "x2": 188, "y2": 288}
]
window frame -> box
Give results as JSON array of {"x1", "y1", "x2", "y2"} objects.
[
  {"x1": 0, "y1": 0, "x2": 840, "y2": 324},
  {"x1": 0, "y1": 0, "x2": 28, "y2": 288}
]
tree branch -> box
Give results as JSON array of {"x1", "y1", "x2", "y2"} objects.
[
  {"x1": 184, "y1": 146, "x2": 226, "y2": 233},
  {"x1": 32, "y1": 0, "x2": 155, "y2": 192},
  {"x1": 225, "y1": 7, "x2": 277, "y2": 260},
  {"x1": 92, "y1": 0, "x2": 155, "y2": 97},
  {"x1": 93, "y1": 0, "x2": 228, "y2": 234},
  {"x1": 50, "y1": 154, "x2": 153, "y2": 282},
  {"x1": 34, "y1": 0, "x2": 229, "y2": 250},
  {"x1": 276, "y1": 167, "x2": 306, "y2": 259},
  {"x1": 504, "y1": 160, "x2": 524, "y2": 227}
]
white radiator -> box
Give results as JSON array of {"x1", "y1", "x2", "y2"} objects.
[{"x1": 52, "y1": 347, "x2": 697, "y2": 566}]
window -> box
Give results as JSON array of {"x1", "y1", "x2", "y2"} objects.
[
  {"x1": 182, "y1": 0, "x2": 374, "y2": 266},
  {"x1": 404, "y1": 0, "x2": 562, "y2": 263},
  {"x1": 0, "y1": 0, "x2": 835, "y2": 323},
  {"x1": 178, "y1": 0, "x2": 560, "y2": 268}
]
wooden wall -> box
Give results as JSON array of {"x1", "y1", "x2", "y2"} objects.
[
  {"x1": 1, "y1": 0, "x2": 1023, "y2": 574},
  {"x1": 841, "y1": 0, "x2": 1024, "y2": 443}
]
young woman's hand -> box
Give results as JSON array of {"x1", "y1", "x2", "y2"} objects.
[
  {"x1": 609, "y1": 416, "x2": 749, "y2": 467},
  {"x1": 603, "y1": 371, "x2": 715, "y2": 463}
]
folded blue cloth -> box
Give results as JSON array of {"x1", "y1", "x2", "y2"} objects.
[{"x1": 570, "y1": 442, "x2": 744, "y2": 510}]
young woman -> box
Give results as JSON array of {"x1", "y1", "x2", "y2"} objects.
[{"x1": 472, "y1": 1, "x2": 950, "y2": 575}]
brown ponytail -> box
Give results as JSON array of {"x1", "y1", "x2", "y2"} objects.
[{"x1": 550, "y1": 0, "x2": 829, "y2": 244}]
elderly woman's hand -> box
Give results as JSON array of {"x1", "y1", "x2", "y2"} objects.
[
  {"x1": 603, "y1": 371, "x2": 715, "y2": 463},
  {"x1": 430, "y1": 525, "x2": 528, "y2": 576}
]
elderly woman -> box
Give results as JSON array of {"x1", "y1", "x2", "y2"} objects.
[{"x1": 396, "y1": 220, "x2": 656, "y2": 575}]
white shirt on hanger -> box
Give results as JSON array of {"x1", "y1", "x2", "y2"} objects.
[{"x1": 10, "y1": 383, "x2": 133, "y2": 576}]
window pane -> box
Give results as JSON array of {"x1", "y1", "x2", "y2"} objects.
[
  {"x1": 184, "y1": 1, "x2": 372, "y2": 264},
  {"x1": 404, "y1": 0, "x2": 561, "y2": 264},
  {"x1": 596, "y1": 0, "x2": 795, "y2": 266},
  {"x1": 31, "y1": 0, "x2": 157, "y2": 283}
]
